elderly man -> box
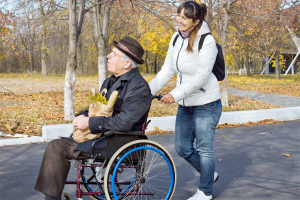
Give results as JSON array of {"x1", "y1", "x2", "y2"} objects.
[{"x1": 34, "y1": 36, "x2": 152, "y2": 200}]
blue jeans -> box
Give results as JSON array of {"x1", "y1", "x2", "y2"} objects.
[{"x1": 175, "y1": 99, "x2": 222, "y2": 195}]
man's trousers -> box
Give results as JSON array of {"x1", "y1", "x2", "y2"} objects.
[{"x1": 34, "y1": 139, "x2": 90, "y2": 199}]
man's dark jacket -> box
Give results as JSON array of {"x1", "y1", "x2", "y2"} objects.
[{"x1": 75, "y1": 68, "x2": 152, "y2": 154}]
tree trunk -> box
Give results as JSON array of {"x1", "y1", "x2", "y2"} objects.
[
  {"x1": 207, "y1": 0, "x2": 213, "y2": 29},
  {"x1": 275, "y1": 50, "x2": 280, "y2": 79},
  {"x1": 154, "y1": 54, "x2": 157, "y2": 73},
  {"x1": 64, "y1": 0, "x2": 77, "y2": 120},
  {"x1": 145, "y1": 50, "x2": 149, "y2": 73},
  {"x1": 220, "y1": 0, "x2": 235, "y2": 107},
  {"x1": 30, "y1": 41, "x2": 34, "y2": 72},
  {"x1": 93, "y1": 0, "x2": 109, "y2": 90},
  {"x1": 245, "y1": 47, "x2": 251, "y2": 76},
  {"x1": 39, "y1": 0, "x2": 47, "y2": 76},
  {"x1": 41, "y1": 26, "x2": 47, "y2": 76},
  {"x1": 78, "y1": 36, "x2": 83, "y2": 75}
]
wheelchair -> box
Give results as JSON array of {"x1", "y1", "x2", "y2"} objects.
[{"x1": 62, "y1": 95, "x2": 177, "y2": 200}]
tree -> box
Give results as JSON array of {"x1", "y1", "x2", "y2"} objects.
[
  {"x1": 92, "y1": 0, "x2": 113, "y2": 90},
  {"x1": 38, "y1": 0, "x2": 58, "y2": 76},
  {"x1": 215, "y1": 0, "x2": 238, "y2": 107},
  {"x1": 64, "y1": 0, "x2": 85, "y2": 120}
]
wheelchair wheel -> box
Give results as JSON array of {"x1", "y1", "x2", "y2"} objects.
[
  {"x1": 62, "y1": 192, "x2": 72, "y2": 200},
  {"x1": 103, "y1": 140, "x2": 177, "y2": 200},
  {"x1": 80, "y1": 161, "x2": 107, "y2": 200}
]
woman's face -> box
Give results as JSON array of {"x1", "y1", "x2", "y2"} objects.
[{"x1": 176, "y1": 8, "x2": 199, "y2": 32}]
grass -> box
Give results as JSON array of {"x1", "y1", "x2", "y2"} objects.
[{"x1": 228, "y1": 74, "x2": 300, "y2": 97}]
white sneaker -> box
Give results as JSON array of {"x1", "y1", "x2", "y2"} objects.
[
  {"x1": 187, "y1": 189, "x2": 212, "y2": 200},
  {"x1": 214, "y1": 172, "x2": 219, "y2": 183}
]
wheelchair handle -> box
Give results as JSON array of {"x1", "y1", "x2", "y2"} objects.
[{"x1": 152, "y1": 94, "x2": 163, "y2": 101}]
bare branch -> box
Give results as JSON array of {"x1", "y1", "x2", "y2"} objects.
[
  {"x1": 133, "y1": 1, "x2": 175, "y2": 31},
  {"x1": 85, "y1": 0, "x2": 110, "y2": 13},
  {"x1": 76, "y1": 0, "x2": 86, "y2": 43}
]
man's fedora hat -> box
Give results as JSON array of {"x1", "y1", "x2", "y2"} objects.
[{"x1": 113, "y1": 36, "x2": 145, "y2": 64}]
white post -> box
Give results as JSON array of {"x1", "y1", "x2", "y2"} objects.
[
  {"x1": 261, "y1": 53, "x2": 274, "y2": 75},
  {"x1": 285, "y1": 51, "x2": 300, "y2": 76},
  {"x1": 265, "y1": 50, "x2": 269, "y2": 76},
  {"x1": 292, "y1": 54, "x2": 295, "y2": 76}
]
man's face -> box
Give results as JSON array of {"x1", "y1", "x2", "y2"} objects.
[{"x1": 107, "y1": 47, "x2": 127, "y2": 77}]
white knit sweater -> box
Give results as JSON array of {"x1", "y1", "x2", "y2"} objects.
[{"x1": 149, "y1": 21, "x2": 221, "y2": 106}]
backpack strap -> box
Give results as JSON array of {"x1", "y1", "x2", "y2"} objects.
[
  {"x1": 198, "y1": 33, "x2": 211, "y2": 52},
  {"x1": 173, "y1": 34, "x2": 179, "y2": 47}
]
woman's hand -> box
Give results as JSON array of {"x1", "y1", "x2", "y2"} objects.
[{"x1": 161, "y1": 94, "x2": 175, "y2": 104}]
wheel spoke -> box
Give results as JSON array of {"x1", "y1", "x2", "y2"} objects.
[{"x1": 104, "y1": 141, "x2": 176, "y2": 200}]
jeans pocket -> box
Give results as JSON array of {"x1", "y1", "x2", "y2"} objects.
[
  {"x1": 201, "y1": 101, "x2": 216, "y2": 111},
  {"x1": 213, "y1": 99, "x2": 222, "y2": 113}
]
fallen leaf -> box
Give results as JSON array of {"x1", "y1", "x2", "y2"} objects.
[
  {"x1": 270, "y1": 147, "x2": 273, "y2": 149},
  {"x1": 283, "y1": 153, "x2": 291, "y2": 157},
  {"x1": 222, "y1": 135, "x2": 225, "y2": 138},
  {"x1": 14, "y1": 163, "x2": 19, "y2": 165},
  {"x1": 23, "y1": 156, "x2": 27, "y2": 158},
  {"x1": 217, "y1": 139, "x2": 220, "y2": 142},
  {"x1": 260, "y1": 133, "x2": 266, "y2": 135}
]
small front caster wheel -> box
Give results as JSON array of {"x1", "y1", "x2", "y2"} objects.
[{"x1": 62, "y1": 192, "x2": 72, "y2": 200}]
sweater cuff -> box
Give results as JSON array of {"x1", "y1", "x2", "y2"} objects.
[
  {"x1": 88, "y1": 116, "x2": 105, "y2": 134},
  {"x1": 169, "y1": 90, "x2": 183, "y2": 103}
]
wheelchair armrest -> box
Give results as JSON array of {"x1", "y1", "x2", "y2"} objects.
[{"x1": 104, "y1": 130, "x2": 143, "y2": 136}]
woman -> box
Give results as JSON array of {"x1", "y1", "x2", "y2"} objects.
[{"x1": 149, "y1": 1, "x2": 222, "y2": 200}]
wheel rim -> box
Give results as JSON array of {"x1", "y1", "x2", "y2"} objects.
[{"x1": 110, "y1": 145, "x2": 175, "y2": 200}]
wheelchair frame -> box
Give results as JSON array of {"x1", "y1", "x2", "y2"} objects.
[{"x1": 63, "y1": 95, "x2": 177, "y2": 200}]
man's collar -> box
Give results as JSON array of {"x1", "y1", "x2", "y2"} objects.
[{"x1": 115, "y1": 68, "x2": 140, "y2": 81}]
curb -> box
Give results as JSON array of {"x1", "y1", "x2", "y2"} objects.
[
  {"x1": 1, "y1": 106, "x2": 300, "y2": 145},
  {"x1": 146, "y1": 106, "x2": 300, "y2": 132},
  {"x1": 0, "y1": 133, "x2": 45, "y2": 146}
]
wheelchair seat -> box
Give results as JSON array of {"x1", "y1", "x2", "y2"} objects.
[{"x1": 90, "y1": 131, "x2": 148, "y2": 161}]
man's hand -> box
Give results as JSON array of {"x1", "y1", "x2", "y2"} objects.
[
  {"x1": 73, "y1": 115, "x2": 90, "y2": 131},
  {"x1": 161, "y1": 94, "x2": 175, "y2": 104}
]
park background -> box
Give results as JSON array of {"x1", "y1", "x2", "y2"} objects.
[{"x1": 0, "y1": 0, "x2": 300, "y2": 136}]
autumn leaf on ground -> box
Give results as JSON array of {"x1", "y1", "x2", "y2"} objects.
[
  {"x1": 260, "y1": 133, "x2": 266, "y2": 135},
  {"x1": 283, "y1": 153, "x2": 291, "y2": 157},
  {"x1": 5, "y1": 124, "x2": 11, "y2": 132},
  {"x1": 217, "y1": 139, "x2": 220, "y2": 142},
  {"x1": 222, "y1": 135, "x2": 225, "y2": 138}
]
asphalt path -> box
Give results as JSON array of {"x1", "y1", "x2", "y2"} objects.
[{"x1": 0, "y1": 120, "x2": 299, "y2": 200}]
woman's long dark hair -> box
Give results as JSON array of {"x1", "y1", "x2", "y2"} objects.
[{"x1": 177, "y1": 1, "x2": 207, "y2": 53}]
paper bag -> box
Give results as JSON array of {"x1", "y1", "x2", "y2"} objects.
[{"x1": 73, "y1": 89, "x2": 117, "y2": 143}]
